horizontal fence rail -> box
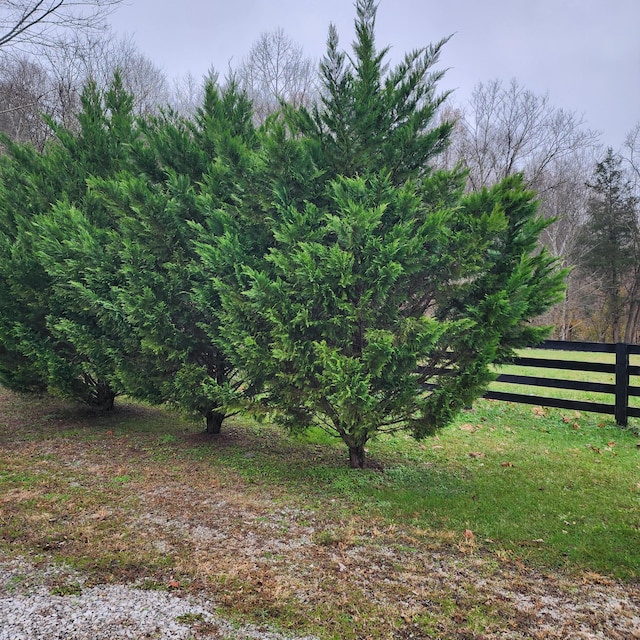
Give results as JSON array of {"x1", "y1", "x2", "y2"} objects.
[{"x1": 483, "y1": 340, "x2": 640, "y2": 426}]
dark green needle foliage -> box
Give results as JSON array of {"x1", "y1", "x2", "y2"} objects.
[
  {"x1": 85, "y1": 81, "x2": 260, "y2": 432},
  {"x1": 288, "y1": 0, "x2": 453, "y2": 185},
  {"x1": 204, "y1": 0, "x2": 565, "y2": 467},
  {"x1": 0, "y1": 76, "x2": 137, "y2": 409},
  {"x1": 574, "y1": 149, "x2": 639, "y2": 342}
]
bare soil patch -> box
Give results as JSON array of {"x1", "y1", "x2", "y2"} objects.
[{"x1": 1, "y1": 388, "x2": 639, "y2": 639}]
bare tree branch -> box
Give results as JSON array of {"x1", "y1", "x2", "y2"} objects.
[
  {"x1": 0, "y1": 0, "x2": 122, "y2": 51},
  {"x1": 623, "y1": 122, "x2": 640, "y2": 186},
  {"x1": 236, "y1": 27, "x2": 318, "y2": 123},
  {"x1": 448, "y1": 78, "x2": 600, "y2": 191}
]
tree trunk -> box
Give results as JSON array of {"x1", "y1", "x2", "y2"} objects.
[
  {"x1": 205, "y1": 409, "x2": 225, "y2": 435},
  {"x1": 625, "y1": 300, "x2": 640, "y2": 344},
  {"x1": 348, "y1": 443, "x2": 366, "y2": 469},
  {"x1": 609, "y1": 289, "x2": 621, "y2": 343},
  {"x1": 90, "y1": 381, "x2": 116, "y2": 412}
]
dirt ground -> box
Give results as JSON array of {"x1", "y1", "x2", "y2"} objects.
[{"x1": 1, "y1": 389, "x2": 639, "y2": 639}]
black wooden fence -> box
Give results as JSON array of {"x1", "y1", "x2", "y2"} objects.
[{"x1": 483, "y1": 340, "x2": 640, "y2": 426}]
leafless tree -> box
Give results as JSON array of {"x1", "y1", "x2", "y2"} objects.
[
  {"x1": 534, "y1": 150, "x2": 599, "y2": 338},
  {"x1": 623, "y1": 122, "x2": 640, "y2": 188},
  {"x1": 0, "y1": 0, "x2": 122, "y2": 53},
  {"x1": 83, "y1": 35, "x2": 170, "y2": 115},
  {"x1": 36, "y1": 32, "x2": 170, "y2": 128},
  {"x1": 0, "y1": 30, "x2": 169, "y2": 149},
  {"x1": 169, "y1": 72, "x2": 205, "y2": 118},
  {"x1": 236, "y1": 27, "x2": 318, "y2": 123},
  {"x1": 168, "y1": 68, "x2": 220, "y2": 119},
  {"x1": 449, "y1": 78, "x2": 600, "y2": 191},
  {"x1": 0, "y1": 54, "x2": 53, "y2": 148}
]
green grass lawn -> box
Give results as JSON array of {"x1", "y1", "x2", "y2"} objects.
[
  {"x1": 235, "y1": 397, "x2": 639, "y2": 580},
  {"x1": 366, "y1": 400, "x2": 640, "y2": 578},
  {"x1": 489, "y1": 347, "x2": 640, "y2": 408}
]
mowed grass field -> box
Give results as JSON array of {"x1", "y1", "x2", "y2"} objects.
[
  {"x1": 489, "y1": 346, "x2": 640, "y2": 408},
  {"x1": 0, "y1": 367, "x2": 639, "y2": 638}
]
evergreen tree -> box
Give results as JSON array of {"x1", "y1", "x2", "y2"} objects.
[
  {"x1": 0, "y1": 76, "x2": 136, "y2": 409},
  {"x1": 202, "y1": 0, "x2": 565, "y2": 467},
  {"x1": 575, "y1": 149, "x2": 639, "y2": 342},
  {"x1": 288, "y1": 0, "x2": 452, "y2": 185},
  {"x1": 0, "y1": 141, "x2": 52, "y2": 393},
  {"x1": 84, "y1": 82, "x2": 260, "y2": 432}
]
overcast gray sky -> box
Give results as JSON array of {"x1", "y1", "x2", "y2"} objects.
[{"x1": 109, "y1": 0, "x2": 640, "y2": 148}]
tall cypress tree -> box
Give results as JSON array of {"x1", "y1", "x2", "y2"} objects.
[
  {"x1": 0, "y1": 76, "x2": 136, "y2": 409},
  {"x1": 83, "y1": 81, "x2": 260, "y2": 432},
  {"x1": 202, "y1": 0, "x2": 565, "y2": 467}
]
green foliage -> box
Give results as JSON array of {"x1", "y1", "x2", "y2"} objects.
[
  {"x1": 205, "y1": 0, "x2": 566, "y2": 467},
  {"x1": 0, "y1": 75, "x2": 137, "y2": 409},
  {"x1": 289, "y1": 0, "x2": 453, "y2": 183},
  {"x1": 575, "y1": 149, "x2": 640, "y2": 341},
  {"x1": 579, "y1": 149, "x2": 638, "y2": 276},
  {"x1": 82, "y1": 81, "x2": 259, "y2": 431},
  {"x1": 444, "y1": 176, "x2": 568, "y2": 356}
]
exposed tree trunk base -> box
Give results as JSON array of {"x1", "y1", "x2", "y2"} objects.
[
  {"x1": 91, "y1": 394, "x2": 115, "y2": 412},
  {"x1": 205, "y1": 410, "x2": 225, "y2": 435},
  {"x1": 348, "y1": 444, "x2": 366, "y2": 469},
  {"x1": 87, "y1": 385, "x2": 116, "y2": 412}
]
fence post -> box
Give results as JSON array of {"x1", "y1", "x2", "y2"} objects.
[{"x1": 615, "y1": 342, "x2": 629, "y2": 427}]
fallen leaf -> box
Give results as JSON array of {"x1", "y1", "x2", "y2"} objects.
[
  {"x1": 607, "y1": 441, "x2": 616, "y2": 447},
  {"x1": 501, "y1": 461, "x2": 515, "y2": 467},
  {"x1": 168, "y1": 580, "x2": 180, "y2": 589},
  {"x1": 469, "y1": 451, "x2": 485, "y2": 458},
  {"x1": 463, "y1": 529, "x2": 475, "y2": 540},
  {"x1": 89, "y1": 509, "x2": 111, "y2": 520},
  {"x1": 572, "y1": 423, "x2": 580, "y2": 430},
  {"x1": 459, "y1": 423, "x2": 477, "y2": 433},
  {"x1": 532, "y1": 406, "x2": 546, "y2": 417},
  {"x1": 562, "y1": 416, "x2": 571, "y2": 424}
]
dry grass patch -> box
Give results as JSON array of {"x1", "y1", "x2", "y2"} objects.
[{"x1": 1, "y1": 387, "x2": 639, "y2": 639}]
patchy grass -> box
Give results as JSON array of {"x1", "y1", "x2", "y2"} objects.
[
  {"x1": 50, "y1": 581, "x2": 83, "y2": 597},
  {"x1": 1, "y1": 386, "x2": 639, "y2": 639}
]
